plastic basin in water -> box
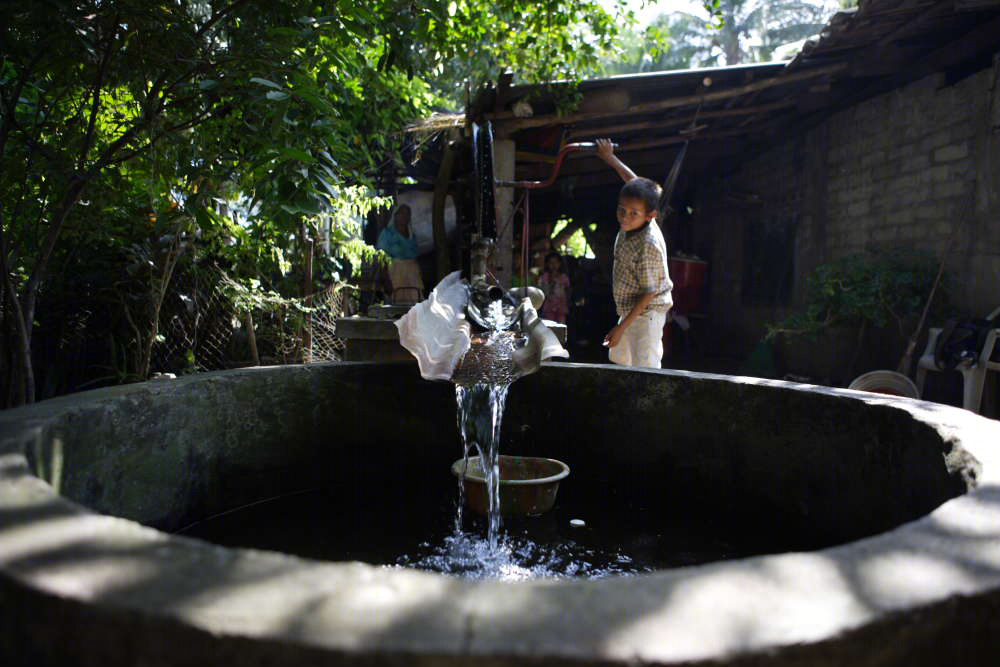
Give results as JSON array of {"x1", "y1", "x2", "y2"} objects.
[{"x1": 450, "y1": 455, "x2": 570, "y2": 516}]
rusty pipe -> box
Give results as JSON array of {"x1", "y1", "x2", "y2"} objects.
[{"x1": 495, "y1": 142, "x2": 618, "y2": 190}]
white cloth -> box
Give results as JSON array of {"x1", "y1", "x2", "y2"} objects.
[
  {"x1": 395, "y1": 271, "x2": 471, "y2": 381},
  {"x1": 608, "y1": 310, "x2": 666, "y2": 368},
  {"x1": 511, "y1": 298, "x2": 570, "y2": 376}
]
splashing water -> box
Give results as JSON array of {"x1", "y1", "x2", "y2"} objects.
[
  {"x1": 396, "y1": 531, "x2": 645, "y2": 581},
  {"x1": 454, "y1": 381, "x2": 510, "y2": 545},
  {"x1": 398, "y1": 328, "x2": 648, "y2": 580},
  {"x1": 452, "y1": 331, "x2": 518, "y2": 545}
]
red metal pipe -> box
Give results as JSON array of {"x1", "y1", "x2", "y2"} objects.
[{"x1": 495, "y1": 142, "x2": 616, "y2": 190}]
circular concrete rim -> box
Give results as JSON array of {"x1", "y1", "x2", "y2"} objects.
[{"x1": 2, "y1": 362, "x2": 1000, "y2": 666}]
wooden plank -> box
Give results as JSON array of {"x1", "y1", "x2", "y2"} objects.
[
  {"x1": 487, "y1": 63, "x2": 848, "y2": 132},
  {"x1": 621, "y1": 125, "x2": 780, "y2": 153},
  {"x1": 562, "y1": 101, "x2": 794, "y2": 139},
  {"x1": 878, "y1": 0, "x2": 952, "y2": 46}
]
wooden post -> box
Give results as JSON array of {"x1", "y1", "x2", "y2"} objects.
[
  {"x1": 493, "y1": 137, "x2": 515, "y2": 288},
  {"x1": 433, "y1": 140, "x2": 457, "y2": 282},
  {"x1": 244, "y1": 311, "x2": 260, "y2": 366},
  {"x1": 302, "y1": 232, "x2": 314, "y2": 363}
]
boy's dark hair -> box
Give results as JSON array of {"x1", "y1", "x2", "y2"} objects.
[
  {"x1": 544, "y1": 251, "x2": 564, "y2": 270},
  {"x1": 619, "y1": 177, "x2": 661, "y2": 215}
]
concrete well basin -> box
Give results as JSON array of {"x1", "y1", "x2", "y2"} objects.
[{"x1": 1, "y1": 361, "x2": 999, "y2": 666}]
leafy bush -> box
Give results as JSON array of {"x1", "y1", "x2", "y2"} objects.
[{"x1": 766, "y1": 250, "x2": 946, "y2": 340}]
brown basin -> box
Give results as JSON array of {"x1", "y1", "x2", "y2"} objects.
[{"x1": 451, "y1": 455, "x2": 570, "y2": 516}]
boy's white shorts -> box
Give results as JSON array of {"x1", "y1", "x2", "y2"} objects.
[{"x1": 608, "y1": 310, "x2": 667, "y2": 369}]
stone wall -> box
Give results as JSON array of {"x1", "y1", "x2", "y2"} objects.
[{"x1": 700, "y1": 61, "x2": 1000, "y2": 359}]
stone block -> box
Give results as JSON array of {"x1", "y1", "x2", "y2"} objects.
[
  {"x1": 887, "y1": 209, "x2": 914, "y2": 225},
  {"x1": 872, "y1": 226, "x2": 897, "y2": 242},
  {"x1": 914, "y1": 206, "x2": 942, "y2": 220},
  {"x1": 900, "y1": 155, "x2": 930, "y2": 173},
  {"x1": 848, "y1": 201, "x2": 869, "y2": 217},
  {"x1": 934, "y1": 181, "x2": 965, "y2": 198},
  {"x1": 895, "y1": 188, "x2": 921, "y2": 206},
  {"x1": 920, "y1": 130, "x2": 950, "y2": 153},
  {"x1": 922, "y1": 165, "x2": 950, "y2": 183},
  {"x1": 889, "y1": 143, "x2": 916, "y2": 160},
  {"x1": 934, "y1": 143, "x2": 969, "y2": 162},
  {"x1": 860, "y1": 150, "x2": 886, "y2": 168},
  {"x1": 950, "y1": 123, "x2": 976, "y2": 142},
  {"x1": 872, "y1": 163, "x2": 896, "y2": 182},
  {"x1": 892, "y1": 173, "x2": 922, "y2": 190}
]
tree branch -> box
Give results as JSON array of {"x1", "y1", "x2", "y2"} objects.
[
  {"x1": 98, "y1": 105, "x2": 230, "y2": 170},
  {"x1": 23, "y1": 174, "x2": 89, "y2": 328},
  {"x1": 0, "y1": 207, "x2": 36, "y2": 404},
  {"x1": 78, "y1": 14, "x2": 120, "y2": 171}
]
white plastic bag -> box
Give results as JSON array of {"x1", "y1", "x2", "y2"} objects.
[{"x1": 395, "y1": 271, "x2": 472, "y2": 381}]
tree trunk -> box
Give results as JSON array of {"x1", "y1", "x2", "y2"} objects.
[
  {"x1": 0, "y1": 208, "x2": 35, "y2": 405},
  {"x1": 139, "y1": 236, "x2": 184, "y2": 379}
]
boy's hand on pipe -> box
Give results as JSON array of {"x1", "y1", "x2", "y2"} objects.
[{"x1": 596, "y1": 138, "x2": 615, "y2": 162}]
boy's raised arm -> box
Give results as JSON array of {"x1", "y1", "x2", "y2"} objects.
[{"x1": 596, "y1": 138, "x2": 636, "y2": 183}]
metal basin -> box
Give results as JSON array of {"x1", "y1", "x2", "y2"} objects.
[{"x1": 451, "y1": 455, "x2": 569, "y2": 516}]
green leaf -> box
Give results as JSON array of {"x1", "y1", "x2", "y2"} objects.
[
  {"x1": 275, "y1": 147, "x2": 315, "y2": 163},
  {"x1": 250, "y1": 77, "x2": 284, "y2": 90}
]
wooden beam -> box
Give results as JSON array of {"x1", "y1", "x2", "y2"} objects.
[
  {"x1": 878, "y1": 0, "x2": 951, "y2": 46},
  {"x1": 487, "y1": 63, "x2": 848, "y2": 132},
  {"x1": 563, "y1": 101, "x2": 794, "y2": 139},
  {"x1": 514, "y1": 140, "x2": 741, "y2": 186},
  {"x1": 620, "y1": 125, "x2": 779, "y2": 153}
]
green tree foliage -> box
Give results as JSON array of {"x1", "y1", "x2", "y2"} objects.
[
  {"x1": 420, "y1": 0, "x2": 631, "y2": 108},
  {"x1": 604, "y1": 0, "x2": 838, "y2": 73},
  {"x1": 1, "y1": 0, "x2": 626, "y2": 405}
]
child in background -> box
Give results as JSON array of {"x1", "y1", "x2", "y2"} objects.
[
  {"x1": 538, "y1": 251, "x2": 571, "y2": 323},
  {"x1": 596, "y1": 139, "x2": 673, "y2": 368}
]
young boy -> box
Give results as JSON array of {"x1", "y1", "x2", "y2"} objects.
[{"x1": 596, "y1": 139, "x2": 673, "y2": 368}]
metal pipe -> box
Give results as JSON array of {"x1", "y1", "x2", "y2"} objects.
[{"x1": 495, "y1": 142, "x2": 618, "y2": 190}]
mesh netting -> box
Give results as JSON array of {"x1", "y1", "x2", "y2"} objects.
[
  {"x1": 151, "y1": 263, "x2": 236, "y2": 373},
  {"x1": 213, "y1": 269, "x2": 353, "y2": 367}
]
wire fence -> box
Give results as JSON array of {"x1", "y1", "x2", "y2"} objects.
[
  {"x1": 151, "y1": 263, "x2": 236, "y2": 373},
  {"x1": 155, "y1": 264, "x2": 352, "y2": 373},
  {"x1": 1, "y1": 256, "x2": 354, "y2": 408}
]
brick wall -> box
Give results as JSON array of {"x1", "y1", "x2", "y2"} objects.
[{"x1": 702, "y1": 62, "x2": 1000, "y2": 356}]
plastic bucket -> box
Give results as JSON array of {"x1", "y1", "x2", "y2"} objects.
[
  {"x1": 668, "y1": 258, "x2": 708, "y2": 314},
  {"x1": 847, "y1": 370, "x2": 920, "y2": 398}
]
